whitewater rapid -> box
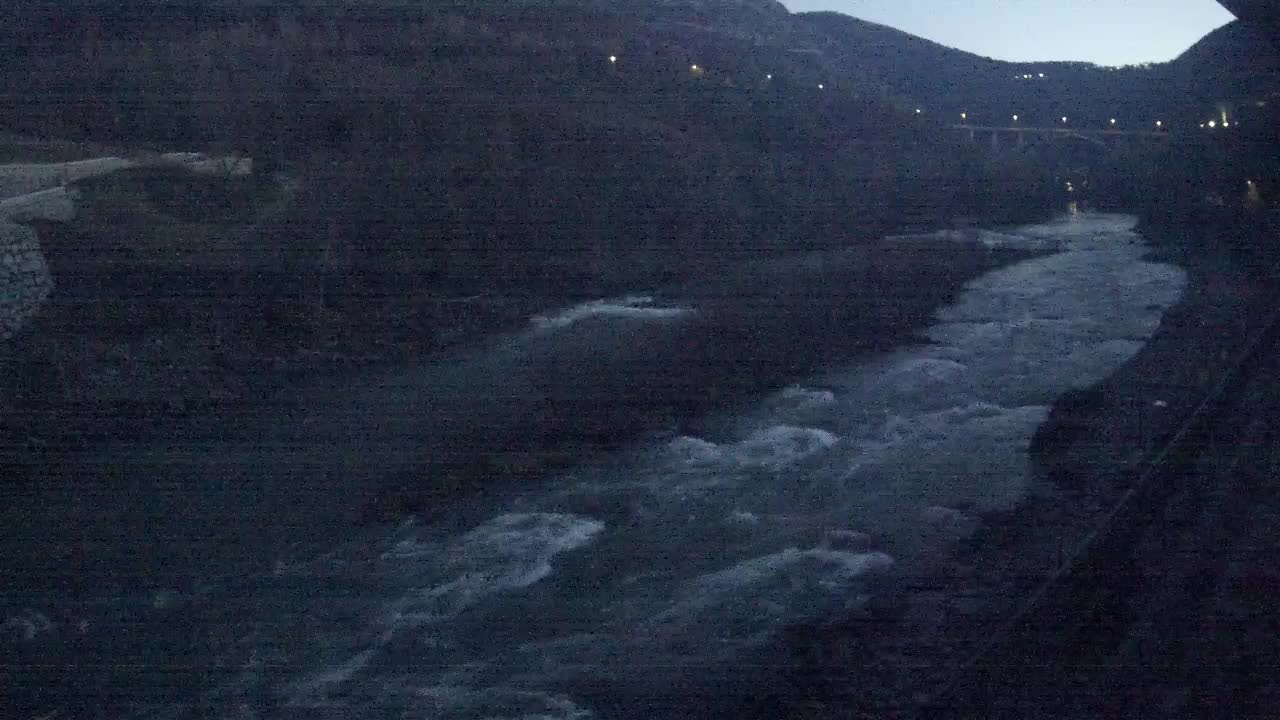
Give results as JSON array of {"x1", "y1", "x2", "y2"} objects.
[{"x1": 157, "y1": 213, "x2": 1185, "y2": 718}]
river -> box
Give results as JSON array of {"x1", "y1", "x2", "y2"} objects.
[{"x1": 1, "y1": 212, "x2": 1185, "y2": 719}]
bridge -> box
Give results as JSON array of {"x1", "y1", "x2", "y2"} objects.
[{"x1": 947, "y1": 124, "x2": 1173, "y2": 151}]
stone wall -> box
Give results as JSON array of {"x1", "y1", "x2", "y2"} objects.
[
  {"x1": 0, "y1": 154, "x2": 251, "y2": 341},
  {"x1": 0, "y1": 219, "x2": 52, "y2": 341}
]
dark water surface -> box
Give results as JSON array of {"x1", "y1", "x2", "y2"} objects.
[{"x1": 0, "y1": 215, "x2": 1185, "y2": 719}]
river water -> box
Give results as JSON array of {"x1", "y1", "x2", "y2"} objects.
[{"x1": 3, "y1": 213, "x2": 1185, "y2": 718}]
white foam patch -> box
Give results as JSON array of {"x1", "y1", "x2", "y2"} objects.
[
  {"x1": 732, "y1": 426, "x2": 838, "y2": 469},
  {"x1": 284, "y1": 513, "x2": 604, "y2": 704},
  {"x1": 666, "y1": 435, "x2": 724, "y2": 466},
  {"x1": 640, "y1": 548, "x2": 894, "y2": 651},
  {"x1": 285, "y1": 629, "x2": 394, "y2": 704},
  {"x1": 415, "y1": 685, "x2": 594, "y2": 720},
  {"x1": 530, "y1": 295, "x2": 691, "y2": 331},
  {"x1": 884, "y1": 227, "x2": 1062, "y2": 252},
  {"x1": 878, "y1": 357, "x2": 971, "y2": 399},
  {"x1": 778, "y1": 385, "x2": 837, "y2": 408},
  {"x1": 389, "y1": 513, "x2": 605, "y2": 625}
]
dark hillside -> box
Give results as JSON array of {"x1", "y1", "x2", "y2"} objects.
[
  {"x1": 0, "y1": 0, "x2": 1074, "y2": 464},
  {"x1": 1161, "y1": 19, "x2": 1280, "y2": 122},
  {"x1": 1, "y1": 0, "x2": 1274, "y2": 466}
]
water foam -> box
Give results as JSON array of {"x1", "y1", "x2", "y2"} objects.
[
  {"x1": 284, "y1": 513, "x2": 604, "y2": 705},
  {"x1": 213, "y1": 212, "x2": 1186, "y2": 720},
  {"x1": 732, "y1": 426, "x2": 838, "y2": 469},
  {"x1": 530, "y1": 295, "x2": 691, "y2": 331},
  {"x1": 415, "y1": 685, "x2": 594, "y2": 720},
  {"x1": 639, "y1": 547, "x2": 895, "y2": 655},
  {"x1": 389, "y1": 513, "x2": 605, "y2": 624}
]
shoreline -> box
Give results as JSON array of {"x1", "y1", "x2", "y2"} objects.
[{"x1": 754, "y1": 212, "x2": 1273, "y2": 718}]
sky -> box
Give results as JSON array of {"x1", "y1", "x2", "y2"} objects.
[{"x1": 779, "y1": 0, "x2": 1237, "y2": 66}]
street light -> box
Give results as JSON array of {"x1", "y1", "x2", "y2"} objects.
[
  {"x1": 609, "y1": 55, "x2": 617, "y2": 63},
  {"x1": 1208, "y1": 120, "x2": 1217, "y2": 128}
]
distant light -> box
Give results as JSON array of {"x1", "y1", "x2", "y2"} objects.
[
  {"x1": 961, "y1": 112, "x2": 967, "y2": 120},
  {"x1": 1156, "y1": 120, "x2": 1163, "y2": 127},
  {"x1": 818, "y1": 83, "x2": 824, "y2": 90},
  {"x1": 609, "y1": 55, "x2": 617, "y2": 63},
  {"x1": 1208, "y1": 120, "x2": 1217, "y2": 128},
  {"x1": 1200, "y1": 123, "x2": 1206, "y2": 128},
  {"x1": 1061, "y1": 116, "x2": 1068, "y2": 123},
  {"x1": 1110, "y1": 118, "x2": 1117, "y2": 125},
  {"x1": 766, "y1": 74, "x2": 772, "y2": 79},
  {"x1": 691, "y1": 64, "x2": 699, "y2": 71},
  {"x1": 1038, "y1": 73, "x2": 1045, "y2": 78},
  {"x1": 915, "y1": 108, "x2": 922, "y2": 114},
  {"x1": 1012, "y1": 114, "x2": 1019, "y2": 122},
  {"x1": 1247, "y1": 180, "x2": 1255, "y2": 186},
  {"x1": 1222, "y1": 121, "x2": 1229, "y2": 128}
]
